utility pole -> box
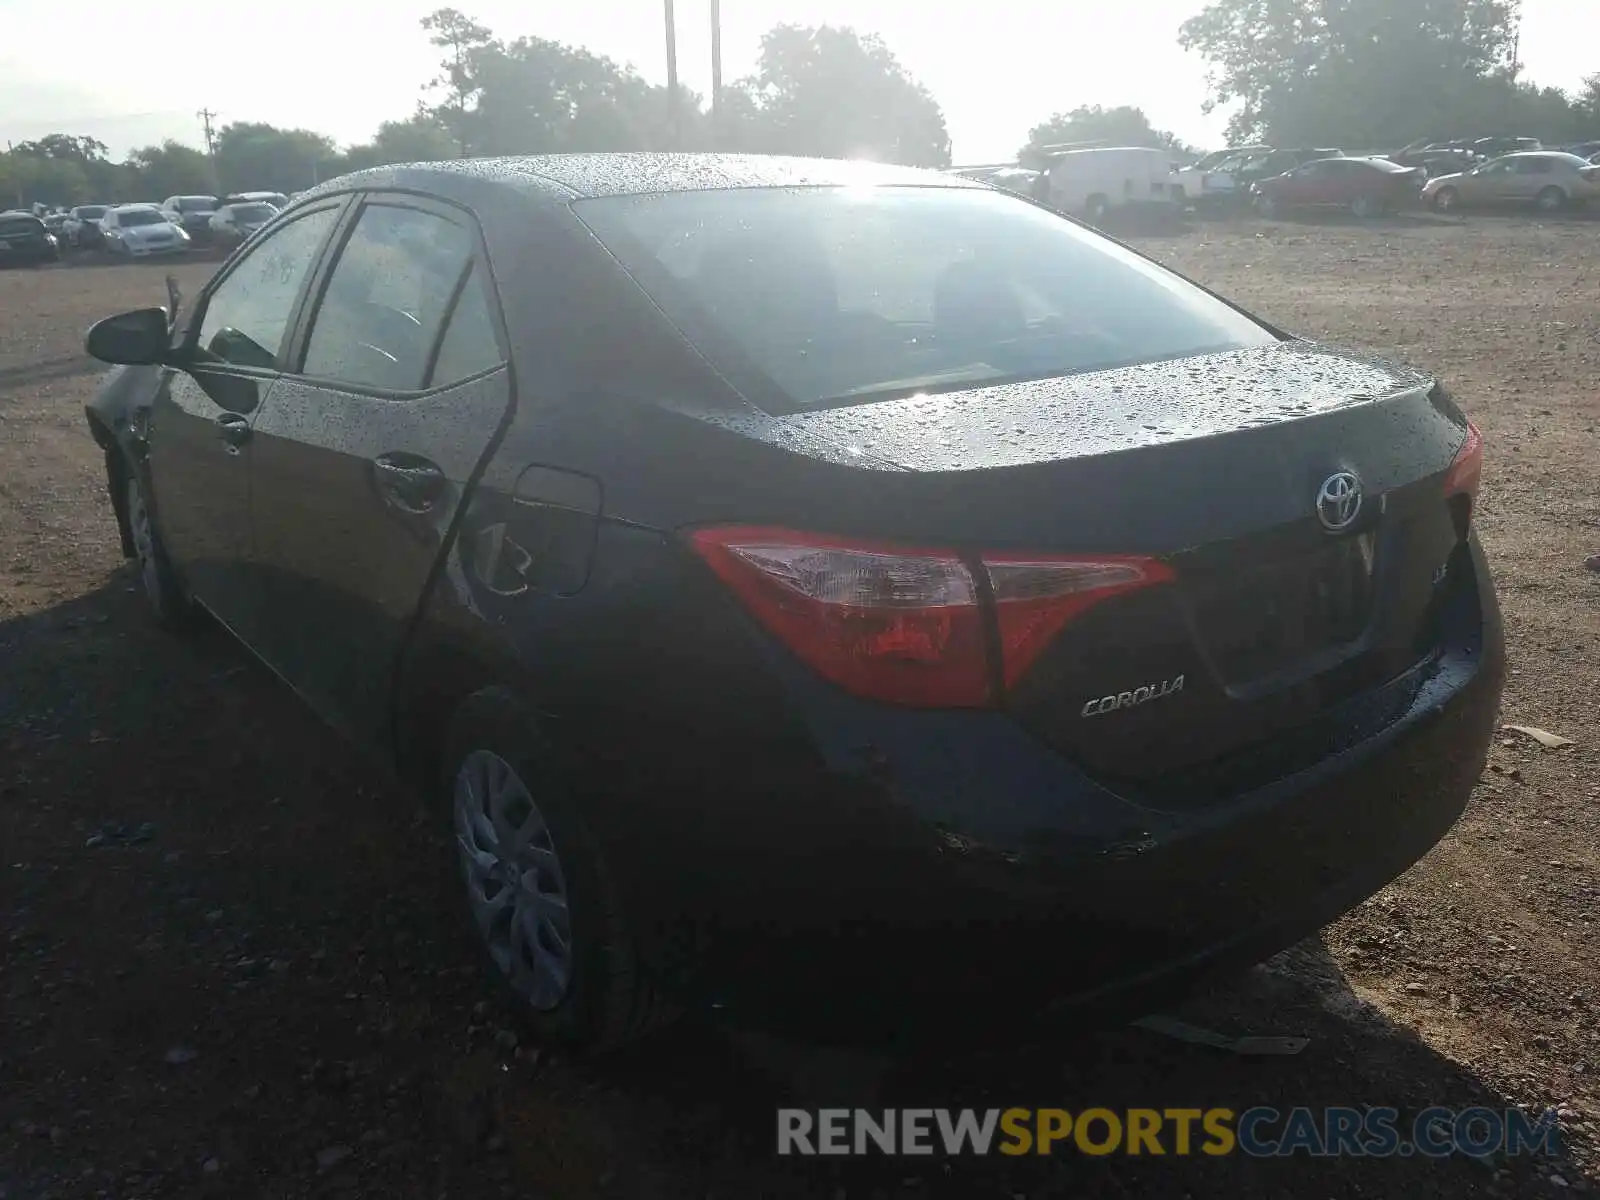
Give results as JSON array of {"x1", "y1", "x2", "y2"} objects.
[
  {"x1": 664, "y1": 0, "x2": 680, "y2": 147},
  {"x1": 710, "y1": 0, "x2": 723, "y2": 125},
  {"x1": 7, "y1": 141, "x2": 23, "y2": 209},
  {"x1": 197, "y1": 108, "x2": 219, "y2": 189}
]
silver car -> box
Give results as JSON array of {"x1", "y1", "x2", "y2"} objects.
[
  {"x1": 207, "y1": 200, "x2": 278, "y2": 248},
  {"x1": 1422, "y1": 152, "x2": 1600, "y2": 213},
  {"x1": 100, "y1": 205, "x2": 191, "y2": 257}
]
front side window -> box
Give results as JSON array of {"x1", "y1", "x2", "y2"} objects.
[
  {"x1": 301, "y1": 203, "x2": 475, "y2": 392},
  {"x1": 196, "y1": 206, "x2": 340, "y2": 370},
  {"x1": 1516, "y1": 158, "x2": 1552, "y2": 174},
  {"x1": 577, "y1": 186, "x2": 1277, "y2": 412}
]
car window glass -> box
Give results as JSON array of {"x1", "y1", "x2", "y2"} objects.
[
  {"x1": 429, "y1": 266, "x2": 504, "y2": 387},
  {"x1": 196, "y1": 206, "x2": 339, "y2": 371},
  {"x1": 579, "y1": 186, "x2": 1277, "y2": 412},
  {"x1": 302, "y1": 204, "x2": 474, "y2": 392},
  {"x1": 1516, "y1": 158, "x2": 1550, "y2": 174}
]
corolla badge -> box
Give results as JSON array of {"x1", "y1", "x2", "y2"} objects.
[
  {"x1": 1316, "y1": 471, "x2": 1363, "y2": 532},
  {"x1": 1081, "y1": 675, "x2": 1185, "y2": 718}
]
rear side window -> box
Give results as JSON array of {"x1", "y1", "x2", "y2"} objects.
[
  {"x1": 1515, "y1": 158, "x2": 1552, "y2": 174},
  {"x1": 576, "y1": 186, "x2": 1276, "y2": 412},
  {"x1": 428, "y1": 266, "x2": 503, "y2": 387},
  {"x1": 302, "y1": 203, "x2": 474, "y2": 392},
  {"x1": 196, "y1": 206, "x2": 340, "y2": 370}
]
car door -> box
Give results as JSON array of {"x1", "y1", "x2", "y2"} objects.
[
  {"x1": 245, "y1": 192, "x2": 513, "y2": 749},
  {"x1": 1289, "y1": 161, "x2": 1330, "y2": 205},
  {"x1": 145, "y1": 201, "x2": 345, "y2": 637},
  {"x1": 1509, "y1": 155, "x2": 1554, "y2": 201},
  {"x1": 1458, "y1": 159, "x2": 1506, "y2": 204}
]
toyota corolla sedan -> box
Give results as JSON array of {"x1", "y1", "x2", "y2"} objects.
[
  {"x1": 81, "y1": 154, "x2": 1502, "y2": 1050},
  {"x1": 100, "y1": 204, "x2": 191, "y2": 257}
]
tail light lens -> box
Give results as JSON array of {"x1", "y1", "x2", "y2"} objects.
[
  {"x1": 1442, "y1": 418, "x2": 1483, "y2": 540},
  {"x1": 1443, "y1": 419, "x2": 1483, "y2": 500},
  {"x1": 687, "y1": 526, "x2": 1172, "y2": 708}
]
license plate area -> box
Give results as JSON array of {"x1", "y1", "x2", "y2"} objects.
[{"x1": 1189, "y1": 533, "x2": 1377, "y2": 684}]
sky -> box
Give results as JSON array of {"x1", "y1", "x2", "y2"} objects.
[{"x1": 0, "y1": 0, "x2": 1593, "y2": 162}]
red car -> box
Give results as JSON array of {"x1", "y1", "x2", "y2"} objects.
[{"x1": 1253, "y1": 156, "x2": 1425, "y2": 218}]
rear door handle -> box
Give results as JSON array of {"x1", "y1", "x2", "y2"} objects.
[
  {"x1": 372, "y1": 454, "x2": 446, "y2": 513},
  {"x1": 215, "y1": 411, "x2": 251, "y2": 449}
]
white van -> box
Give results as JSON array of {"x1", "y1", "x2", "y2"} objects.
[{"x1": 1039, "y1": 147, "x2": 1178, "y2": 223}]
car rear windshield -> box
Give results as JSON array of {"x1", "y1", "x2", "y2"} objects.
[
  {"x1": 0, "y1": 216, "x2": 41, "y2": 234},
  {"x1": 119, "y1": 210, "x2": 167, "y2": 227},
  {"x1": 77, "y1": 206, "x2": 107, "y2": 219},
  {"x1": 177, "y1": 196, "x2": 216, "y2": 212},
  {"x1": 231, "y1": 203, "x2": 275, "y2": 221},
  {"x1": 576, "y1": 185, "x2": 1276, "y2": 411}
]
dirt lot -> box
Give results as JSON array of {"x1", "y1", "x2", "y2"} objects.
[{"x1": 2, "y1": 216, "x2": 1598, "y2": 1199}]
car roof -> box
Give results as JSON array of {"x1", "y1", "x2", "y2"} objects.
[{"x1": 296, "y1": 152, "x2": 981, "y2": 207}]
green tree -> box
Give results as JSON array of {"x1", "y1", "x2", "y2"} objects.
[
  {"x1": 1179, "y1": 0, "x2": 1523, "y2": 146},
  {"x1": 1020, "y1": 105, "x2": 1195, "y2": 160},
  {"x1": 421, "y1": 7, "x2": 498, "y2": 153},
  {"x1": 342, "y1": 113, "x2": 460, "y2": 171},
  {"x1": 213, "y1": 122, "x2": 338, "y2": 193},
  {"x1": 735, "y1": 24, "x2": 950, "y2": 166},
  {"x1": 5, "y1": 134, "x2": 123, "y2": 204},
  {"x1": 127, "y1": 140, "x2": 215, "y2": 199}
]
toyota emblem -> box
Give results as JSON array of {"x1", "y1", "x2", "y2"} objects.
[{"x1": 1316, "y1": 471, "x2": 1363, "y2": 532}]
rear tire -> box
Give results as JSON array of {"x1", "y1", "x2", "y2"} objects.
[
  {"x1": 1534, "y1": 186, "x2": 1566, "y2": 213},
  {"x1": 123, "y1": 465, "x2": 195, "y2": 632},
  {"x1": 1350, "y1": 195, "x2": 1378, "y2": 218},
  {"x1": 1430, "y1": 186, "x2": 1458, "y2": 212},
  {"x1": 442, "y1": 688, "x2": 672, "y2": 1051}
]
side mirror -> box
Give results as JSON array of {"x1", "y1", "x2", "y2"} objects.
[{"x1": 85, "y1": 307, "x2": 171, "y2": 366}]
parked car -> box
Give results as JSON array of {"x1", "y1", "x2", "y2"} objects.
[
  {"x1": 100, "y1": 205, "x2": 192, "y2": 257},
  {"x1": 1470, "y1": 136, "x2": 1540, "y2": 159},
  {"x1": 1389, "y1": 144, "x2": 1481, "y2": 178},
  {"x1": 160, "y1": 194, "x2": 221, "y2": 245},
  {"x1": 221, "y1": 190, "x2": 290, "y2": 210},
  {"x1": 0, "y1": 210, "x2": 60, "y2": 267},
  {"x1": 1035, "y1": 146, "x2": 1179, "y2": 222},
  {"x1": 208, "y1": 200, "x2": 279, "y2": 248},
  {"x1": 1185, "y1": 147, "x2": 1343, "y2": 210},
  {"x1": 65, "y1": 203, "x2": 111, "y2": 249},
  {"x1": 80, "y1": 154, "x2": 1501, "y2": 1049},
  {"x1": 1422, "y1": 152, "x2": 1600, "y2": 212},
  {"x1": 1252, "y1": 156, "x2": 1425, "y2": 217},
  {"x1": 1172, "y1": 145, "x2": 1271, "y2": 206}
]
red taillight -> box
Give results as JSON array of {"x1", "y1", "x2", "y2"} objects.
[
  {"x1": 986, "y1": 555, "x2": 1175, "y2": 689},
  {"x1": 1443, "y1": 419, "x2": 1483, "y2": 500},
  {"x1": 687, "y1": 526, "x2": 1172, "y2": 708}
]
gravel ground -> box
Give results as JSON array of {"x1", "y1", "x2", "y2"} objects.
[{"x1": 2, "y1": 216, "x2": 1598, "y2": 1199}]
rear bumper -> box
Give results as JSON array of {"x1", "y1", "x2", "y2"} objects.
[{"x1": 577, "y1": 534, "x2": 1504, "y2": 1042}]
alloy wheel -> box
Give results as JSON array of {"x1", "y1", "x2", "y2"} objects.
[{"x1": 453, "y1": 749, "x2": 574, "y2": 1011}]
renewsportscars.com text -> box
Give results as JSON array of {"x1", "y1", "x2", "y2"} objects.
[{"x1": 776, "y1": 1106, "x2": 1562, "y2": 1158}]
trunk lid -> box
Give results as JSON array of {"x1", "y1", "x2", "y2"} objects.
[{"x1": 780, "y1": 341, "x2": 1472, "y2": 795}]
